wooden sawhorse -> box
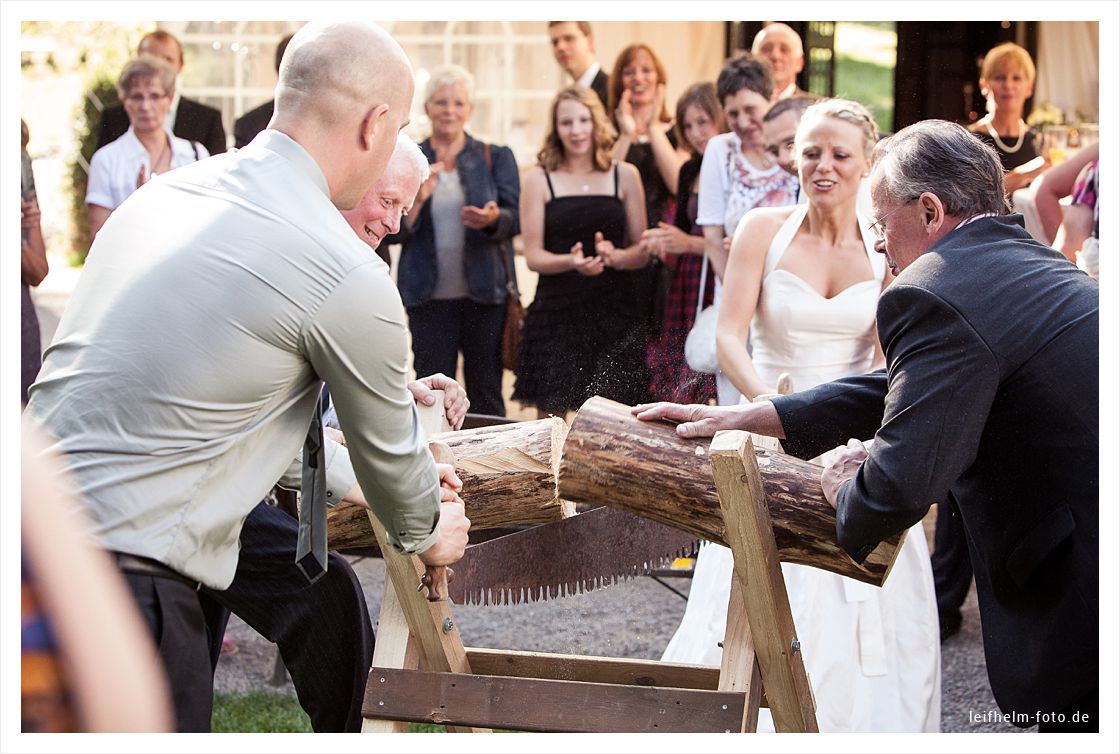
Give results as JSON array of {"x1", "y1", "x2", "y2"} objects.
[{"x1": 358, "y1": 429, "x2": 816, "y2": 733}]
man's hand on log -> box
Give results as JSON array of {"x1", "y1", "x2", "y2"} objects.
[
  {"x1": 632, "y1": 401, "x2": 786, "y2": 440},
  {"x1": 409, "y1": 374, "x2": 469, "y2": 430},
  {"x1": 820, "y1": 439, "x2": 868, "y2": 510}
]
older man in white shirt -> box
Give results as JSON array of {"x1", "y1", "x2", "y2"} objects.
[
  {"x1": 752, "y1": 22, "x2": 807, "y2": 101},
  {"x1": 27, "y1": 21, "x2": 469, "y2": 731}
]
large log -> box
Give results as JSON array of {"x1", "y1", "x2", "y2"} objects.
[
  {"x1": 557, "y1": 397, "x2": 903, "y2": 586},
  {"x1": 328, "y1": 417, "x2": 571, "y2": 551}
]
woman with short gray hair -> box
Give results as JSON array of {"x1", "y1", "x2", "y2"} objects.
[
  {"x1": 387, "y1": 63, "x2": 521, "y2": 417},
  {"x1": 85, "y1": 54, "x2": 208, "y2": 240}
]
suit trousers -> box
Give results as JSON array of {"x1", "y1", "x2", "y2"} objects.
[
  {"x1": 407, "y1": 297, "x2": 506, "y2": 417},
  {"x1": 931, "y1": 499, "x2": 974, "y2": 632},
  {"x1": 200, "y1": 501, "x2": 375, "y2": 732},
  {"x1": 122, "y1": 572, "x2": 215, "y2": 732}
]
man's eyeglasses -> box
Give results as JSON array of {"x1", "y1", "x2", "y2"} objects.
[
  {"x1": 125, "y1": 92, "x2": 170, "y2": 105},
  {"x1": 867, "y1": 197, "x2": 918, "y2": 242}
]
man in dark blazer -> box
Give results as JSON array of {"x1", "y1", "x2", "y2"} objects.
[
  {"x1": 548, "y1": 21, "x2": 609, "y2": 110},
  {"x1": 97, "y1": 30, "x2": 226, "y2": 156},
  {"x1": 635, "y1": 120, "x2": 1098, "y2": 732},
  {"x1": 232, "y1": 33, "x2": 294, "y2": 149}
]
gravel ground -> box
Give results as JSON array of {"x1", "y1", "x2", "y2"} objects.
[{"x1": 214, "y1": 511, "x2": 1029, "y2": 733}]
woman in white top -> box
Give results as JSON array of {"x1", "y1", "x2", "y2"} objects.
[
  {"x1": 663, "y1": 99, "x2": 941, "y2": 732},
  {"x1": 86, "y1": 55, "x2": 207, "y2": 240},
  {"x1": 696, "y1": 54, "x2": 799, "y2": 405}
]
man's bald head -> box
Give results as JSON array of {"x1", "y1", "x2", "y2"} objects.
[
  {"x1": 272, "y1": 22, "x2": 415, "y2": 208},
  {"x1": 752, "y1": 23, "x2": 805, "y2": 96},
  {"x1": 276, "y1": 22, "x2": 412, "y2": 125}
]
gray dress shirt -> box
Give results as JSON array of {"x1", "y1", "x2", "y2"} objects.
[{"x1": 27, "y1": 130, "x2": 440, "y2": 589}]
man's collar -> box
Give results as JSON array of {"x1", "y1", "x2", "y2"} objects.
[
  {"x1": 576, "y1": 61, "x2": 601, "y2": 89},
  {"x1": 253, "y1": 130, "x2": 332, "y2": 199}
]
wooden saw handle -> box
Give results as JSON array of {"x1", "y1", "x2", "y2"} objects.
[{"x1": 422, "y1": 426, "x2": 456, "y2": 602}]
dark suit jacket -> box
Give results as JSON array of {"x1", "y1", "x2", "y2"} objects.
[
  {"x1": 590, "y1": 69, "x2": 609, "y2": 112},
  {"x1": 772, "y1": 215, "x2": 1098, "y2": 720},
  {"x1": 98, "y1": 96, "x2": 227, "y2": 155},
  {"x1": 233, "y1": 99, "x2": 274, "y2": 149}
]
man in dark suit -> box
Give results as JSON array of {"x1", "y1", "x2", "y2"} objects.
[
  {"x1": 232, "y1": 33, "x2": 294, "y2": 149},
  {"x1": 635, "y1": 119, "x2": 1098, "y2": 732},
  {"x1": 548, "y1": 21, "x2": 609, "y2": 110},
  {"x1": 97, "y1": 30, "x2": 226, "y2": 156}
]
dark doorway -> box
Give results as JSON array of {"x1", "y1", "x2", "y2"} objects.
[{"x1": 893, "y1": 21, "x2": 1038, "y2": 130}]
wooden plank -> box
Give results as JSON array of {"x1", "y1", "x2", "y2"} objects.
[
  {"x1": 362, "y1": 578, "x2": 418, "y2": 732},
  {"x1": 464, "y1": 647, "x2": 720, "y2": 690},
  {"x1": 709, "y1": 431, "x2": 817, "y2": 733},
  {"x1": 719, "y1": 574, "x2": 763, "y2": 732},
  {"x1": 419, "y1": 389, "x2": 453, "y2": 436},
  {"x1": 363, "y1": 668, "x2": 748, "y2": 733}
]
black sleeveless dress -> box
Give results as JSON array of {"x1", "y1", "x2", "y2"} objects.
[{"x1": 512, "y1": 165, "x2": 653, "y2": 414}]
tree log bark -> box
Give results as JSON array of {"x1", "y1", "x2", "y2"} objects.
[
  {"x1": 328, "y1": 417, "x2": 571, "y2": 551},
  {"x1": 557, "y1": 397, "x2": 903, "y2": 586}
]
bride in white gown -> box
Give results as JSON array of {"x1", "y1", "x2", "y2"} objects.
[{"x1": 661, "y1": 99, "x2": 941, "y2": 732}]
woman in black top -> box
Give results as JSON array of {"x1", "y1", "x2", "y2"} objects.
[
  {"x1": 967, "y1": 42, "x2": 1048, "y2": 194},
  {"x1": 513, "y1": 86, "x2": 649, "y2": 418},
  {"x1": 608, "y1": 44, "x2": 687, "y2": 226}
]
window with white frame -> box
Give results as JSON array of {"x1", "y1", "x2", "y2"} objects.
[{"x1": 164, "y1": 20, "x2": 563, "y2": 164}]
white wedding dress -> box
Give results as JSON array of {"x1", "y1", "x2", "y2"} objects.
[{"x1": 661, "y1": 204, "x2": 941, "y2": 732}]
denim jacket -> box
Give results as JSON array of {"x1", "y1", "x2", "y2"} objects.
[{"x1": 389, "y1": 134, "x2": 521, "y2": 307}]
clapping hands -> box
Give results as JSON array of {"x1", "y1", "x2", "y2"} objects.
[
  {"x1": 415, "y1": 161, "x2": 445, "y2": 206},
  {"x1": 641, "y1": 222, "x2": 693, "y2": 259},
  {"x1": 569, "y1": 240, "x2": 604, "y2": 276},
  {"x1": 615, "y1": 90, "x2": 638, "y2": 141},
  {"x1": 462, "y1": 200, "x2": 499, "y2": 230}
]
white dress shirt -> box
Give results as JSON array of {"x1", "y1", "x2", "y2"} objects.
[
  {"x1": 576, "y1": 61, "x2": 602, "y2": 89},
  {"x1": 29, "y1": 129, "x2": 440, "y2": 589},
  {"x1": 85, "y1": 126, "x2": 208, "y2": 211}
]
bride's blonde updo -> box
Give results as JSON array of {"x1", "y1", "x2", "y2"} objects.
[{"x1": 797, "y1": 98, "x2": 880, "y2": 159}]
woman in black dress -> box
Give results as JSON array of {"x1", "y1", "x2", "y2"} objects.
[{"x1": 513, "y1": 86, "x2": 649, "y2": 419}]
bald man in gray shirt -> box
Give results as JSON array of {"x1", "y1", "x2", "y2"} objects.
[{"x1": 27, "y1": 22, "x2": 469, "y2": 731}]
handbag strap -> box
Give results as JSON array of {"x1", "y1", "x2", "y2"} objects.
[
  {"x1": 694, "y1": 249, "x2": 709, "y2": 327},
  {"x1": 481, "y1": 141, "x2": 516, "y2": 292}
]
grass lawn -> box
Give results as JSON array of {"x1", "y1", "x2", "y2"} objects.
[
  {"x1": 833, "y1": 22, "x2": 897, "y2": 133},
  {"x1": 212, "y1": 690, "x2": 448, "y2": 733}
]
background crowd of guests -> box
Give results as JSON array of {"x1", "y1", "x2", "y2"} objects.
[
  {"x1": 50, "y1": 22, "x2": 1099, "y2": 424},
  {"x1": 20, "y1": 19, "x2": 1100, "y2": 735}
]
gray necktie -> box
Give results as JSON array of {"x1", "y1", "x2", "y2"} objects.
[{"x1": 295, "y1": 390, "x2": 328, "y2": 583}]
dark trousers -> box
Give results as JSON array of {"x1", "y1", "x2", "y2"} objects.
[
  {"x1": 407, "y1": 297, "x2": 506, "y2": 417},
  {"x1": 1038, "y1": 689, "x2": 1098, "y2": 732},
  {"x1": 932, "y1": 499, "x2": 974, "y2": 633},
  {"x1": 200, "y1": 502, "x2": 375, "y2": 732},
  {"x1": 122, "y1": 572, "x2": 216, "y2": 732}
]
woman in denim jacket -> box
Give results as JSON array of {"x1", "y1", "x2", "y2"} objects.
[{"x1": 388, "y1": 65, "x2": 521, "y2": 417}]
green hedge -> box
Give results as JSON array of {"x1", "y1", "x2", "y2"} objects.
[{"x1": 67, "y1": 75, "x2": 117, "y2": 266}]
